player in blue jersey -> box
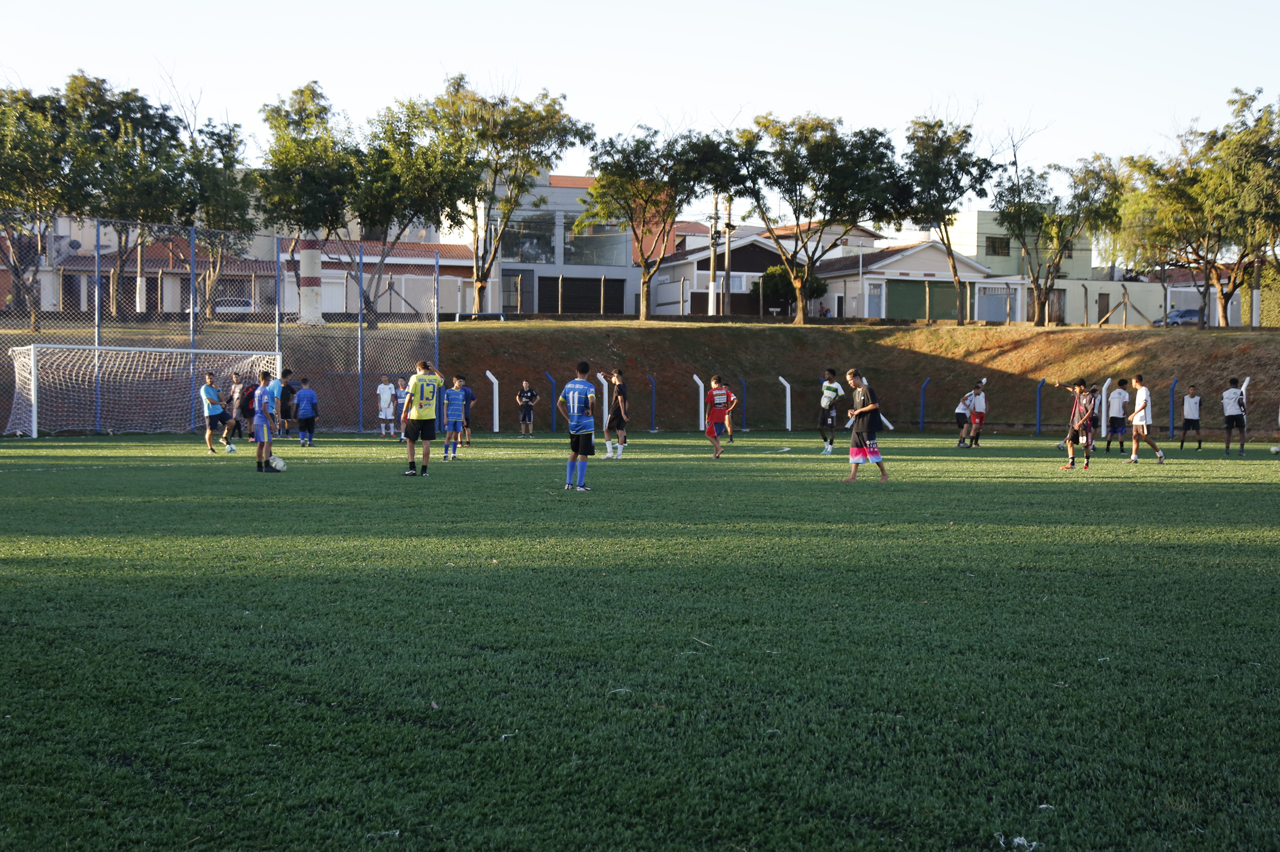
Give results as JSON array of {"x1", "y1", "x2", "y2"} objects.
[
  {"x1": 294, "y1": 378, "x2": 319, "y2": 447},
  {"x1": 199, "y1": 373, "x2": 235, "y2": 454},
  {"x1": 441, "y1": 377, "x2": 468, "y2": 461},
  {"x1": 253, "y1": 369, "x2": 279, "y2": 472},
  {"x1": 556, "y1": 361, "x2": 597, "y2": 491}
]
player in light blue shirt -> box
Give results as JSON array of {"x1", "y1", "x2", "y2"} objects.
[
  {"x1": 253, "y1": 369, "x2": 279, "y2": 472},
  {"x1": 441, "y1": 378, "x2": 468, "y2": 461},
  {"x1": 294, "y1": 378, "x2": 319, "y2": 447},
  {"x1": 556, "y1": 361, "x2": 597, "y2": 491},
  {"x1": 199, "y1": 372, "x2": 234, "y2": 454}
]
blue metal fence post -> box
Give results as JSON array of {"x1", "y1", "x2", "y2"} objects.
[
  {"x1": 918, "y1": 377, "x2": 931, "y2": 431},
  {"x1": 94, "y1": 220, "x2": 102, "y2": 434},
  {"x1": 1036, "y1": 378, "x2": 1046, "y2": 435},
  {"x1": 189, "y1": 225, "x2": 198, "y2": 433},
  {"x1": 739, "y1": 377, "x2": 749, "y2": 431},
  {"x1": 1168, "y1": 377, "x2": 1178, "y2": 439},
  {"x1": 357, "y1": 245, "x2": 364, "y2": 433},
  {"x1": 545, "y1": 371, "x2": 558, "y2": 432},
  {"x1": 647, "y1": 375, "x2": 657, "y2": 432}
]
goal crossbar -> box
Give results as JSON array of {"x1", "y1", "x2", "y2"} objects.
[{"x1": 7, "y1": 344, "x2": 282, "y2": 438}]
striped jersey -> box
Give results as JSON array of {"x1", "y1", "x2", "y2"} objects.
[
  {"x1": 559, "y1": 378, "x2": 596, "y2": 434},
  {"x1": 442, "y1": 387, "x2": 468, "y2": 423}
]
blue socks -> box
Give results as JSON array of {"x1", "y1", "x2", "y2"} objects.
[
  {"x1": 566, "y1": 458, "x2": 574, "y2": 484},
  {"x1": 576, "y1": 460, "x2": 587, "y2": 487}
]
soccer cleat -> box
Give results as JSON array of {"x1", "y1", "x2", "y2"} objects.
[
  {"x1": 1060, "y1": 463, "x2": 1075, "y2": 470},
  {"x1": 403, "y1": 469, "x2": 417, "y2": 476},
  {"x1": 957, "y1": 441, "x2": 967, "y2": 448},
  {"x1": 602, "y1": 453, "x2": 613, "y2": 459},
  {"x1": 1125, "y1": 458, "x2": 1138, "y2": 464},
  {"x1": 263, "y1": 465, "x2": 280, "y2": 473},
  {"x1": 576, "y1": 485, "x2": 592, "y2": 492},
  {"x1": 465, "y1": 441, "x2": 471, "y2": 448},
  {"x1": 727, "y1": 436, "x2": 733, "y2": 443},
  {"x1": 1056, "y1": 442, "x2": 1066, "y2": 451},
  {"x1": 1082, "y1": 463, "x2": 1090, "y2": 470},
  {"x1": 208, "y1": 448, "x2": 217, "y2": 454},
  {"x1": 1157, "y1": 455, "x2": 1165, "y2": 464},
  {"x1": 565, "y1": 483, "x2": 573, "y2": 490}
]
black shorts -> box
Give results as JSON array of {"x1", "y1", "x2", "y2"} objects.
[
  {"x1": 1182, "y1": 418, "x2": 1200, "y2": 432},
  {"x1": 1067, "y1": 424, "x2": 1093, "y2": 446},
  {"x1": 569, "y1": 431, "x2": 595, "y2": 456},
  {"x1": 819, "y1": 407, "x2": 837, "y2": 429},
  {"x1": 280, "y1": 403, "x2": 295, "y2": 420},
  {"x1": 955, "y1": 412, "x2": 969, "y2": 428},
  {"x1": 404, "y1": 419, "x2": 436, "y2": 442},
  {"x1": 1225, "y1": 414, "x2": 1245, "y2": 430},
  {"x1": 607, "y1": 412, "x2": 627, "y2": 431},
  {"x1": 519, "y1": 406, "x2": 534, "y2": 424},
  {"x1": 1108, "y1": 417, "x2": 1127, "y2": 436},
  {"x1": 206, "y1": 411, "x2": 231, "y2": 429},
  {"x1": 298, "y1": 416, "x2": 316, "y2": 433}
]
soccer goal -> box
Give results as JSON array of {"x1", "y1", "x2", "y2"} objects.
[{"x1": 5, "y1": 344, "x2": 282, "y2": 437}]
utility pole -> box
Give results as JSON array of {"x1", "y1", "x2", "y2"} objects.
[
  {"x1": 707, "y1": 195, "x2": 720, "y2": 316},
  {"x1": 723, "y1": 197, "x2": 735, "y2": 317}
]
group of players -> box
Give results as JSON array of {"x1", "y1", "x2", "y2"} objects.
[{"x1": 198, "y1": 368, "x2": 319, "y2": 471}]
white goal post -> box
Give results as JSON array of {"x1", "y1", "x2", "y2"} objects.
[{"x1": 6, "y1": 344, "x2": 282, "y2": 437}]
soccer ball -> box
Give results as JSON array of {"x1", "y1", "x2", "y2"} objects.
[
  {"x1": 269, "y1": 455, "x2": 287, "y2": 472},
  {"x1": 1270, "y1": 445, "x2": 1279, "y2": 455},
  {"x1": 225, "y1": 443, "x2": 237, "y2": 454}
]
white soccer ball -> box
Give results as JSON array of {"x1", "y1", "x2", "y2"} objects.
[
  {"x1": 269, "y1": 455, "x2": 287, "y2": 472},
  {"x1": 225, "y1": 443, "x2": 237, "y2": 454},
  {"x1": 1270, "y1": 445, "x2": 1279, "y2": 455}
]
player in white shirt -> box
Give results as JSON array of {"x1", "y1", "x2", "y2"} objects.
[
  {"x1": 1125, "y1": 374, "x2": 1165, "y2": 464},
  {"x1": 375, "y1": 375, "x2": 397, "y2": 438},
  {"x1": 955, "y1": 383, "x2": 988, "y2": 448},
  {"x1": 1105, "y1": 379, "x2": 1130, "y2": 454},
  {"x1": 1222, "y1": 377, "x2": 1247, "y2": 456},
  {"x1": 395, "y1": 378, "x2": 409, "y2": 441},
  {"x1": 1180, "y1": 385, "x2": 1202, "y2": 451}
]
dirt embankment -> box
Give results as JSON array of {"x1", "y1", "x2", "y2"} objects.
[{"x1": 438, "y1": 321, "x2": 1279, "y2": 435}]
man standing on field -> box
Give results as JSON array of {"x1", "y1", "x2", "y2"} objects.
[
  {"x1": 516, "y1": 381, "x2": 539, "y2": 437},
  {"x1": 459, "y1": 376, "x2": 477, "y2": 447},
  {"x1": 253, "y1": 370, "x2": 278, "y2": 473},
  {"x1": 1223, "y1": 377, "x2": 1247, "y2": 456},
  {"x1": 1180, "y1": 384, "x2": 1202, "y2": 451},
  {"x1": 199, "y1": 373, "x2": 235, "y2": 454},
  {"x1": 704, "y1": 375, "x2": 737, "y2": 459},
  {"x1": 603, "y1": 369, "x2": 629, "y2": 459},
  {"x1": 401, "y1": 361, "x2": 444, "y2": 476},
  {"x1": 376, "y1": 375, "x2": 396, "y2": 438},
  {"x1": 1053, "y1": 378, "x2": 1093, "y2": 470},
  {"x1": 841, "y1": 369, "x2": 887, "y2": 483},
  {"x1": 395, "y1": 377, "x2": 409, "y2": 442},
  {"x1": 818, "y1": 368, "x2": 844, "y2": 455},
  {"x1": 227, "y1": 372, "x2": 245, "y2": 440},
  {"x1": 1105, "y1": 378, "x2": 1130, "y2": 454},
  {"x1": 557, "y1": 361, "x2": 596, "y2": 491},
  {"x1": 1126, "y1": 374, "x2": 1165, "y2": 464}
]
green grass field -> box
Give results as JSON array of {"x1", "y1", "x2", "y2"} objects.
[{"x1": 2, "y1": 431, "x2": 1278, "y2": 850}]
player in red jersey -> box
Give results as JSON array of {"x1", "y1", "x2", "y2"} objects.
[{"x1": 704, "y1": 375, "x2": 738, "y2": 459}]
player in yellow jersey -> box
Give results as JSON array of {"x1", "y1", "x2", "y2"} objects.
[{"x1": 400, "y1": 360, "x2": 444, "y2": 476}]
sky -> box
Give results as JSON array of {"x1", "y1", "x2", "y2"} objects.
[{"x1": 4, "y1": 0, "x2": 1277, "y2": 234}]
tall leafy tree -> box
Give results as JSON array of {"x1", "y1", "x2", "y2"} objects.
[
  {"x1": 729, "y1": 114, "x2": 909, "y2": 325},
  {"x1": 904, "y1": 117, "x2": 999, "y2": 325},
  {"x1": 574, "y1": 127, "x2": 729, "y2": 320},
  {"x1": 993, "y1": 146, "x2": 1121, "y2": 326},
  {"x1": 428, "y1": 76, "x2": 593, "y2": 314}
]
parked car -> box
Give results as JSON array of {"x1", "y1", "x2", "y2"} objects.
[
  {"x1": 1152, "y1": 308, "x2": 1203, "y2": 327},
  {"x1": 213, "y1": 297, "x2": 254, "y2": 317}
]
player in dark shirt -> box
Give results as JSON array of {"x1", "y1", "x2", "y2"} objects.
[
  {"x1": 516, "y1": 382, "x2": 539, "y2": 437},
  {"x1": 604, "y1": 369, "x2": 629, "y2": 459},
  {"x1": 841, "y1": 369, "x2": 887, "y2": 483}
]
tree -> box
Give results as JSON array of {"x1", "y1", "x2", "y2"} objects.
[
  {"x1": 904, "y1": 117, "x2": 999, "y2": 325},
  {"x1": 751, "y1": 264, "x2": 826, "y2": 305},
  {"x1": 0, "y1": 92, "x2": 71, "y2": 332},
  {"x1": 729, "y1": 114, "x2": 909, "y2": 325},
  {"x1": 574, "y1": 127, "x2": 728, "y2": 320},
  {"x1": 428, "y1": 76, "x2": 593, "y2": 314},
  {"x1": 993, "y1": 145, "x2": 1121, "y2": 326}
]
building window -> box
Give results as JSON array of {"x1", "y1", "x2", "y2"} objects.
[
  {"x1": 1063, "y1": 240, "x2": 1073, "y2": 259},
  {"x1": 499, "y1": 212, "x2": 556, "y2": 265},
  {"x1": 564, "y1": 224, "x2": 631, "y2": 267},
  {"x1": 985, "y1": 236, "x2": 1011, "y2": 257}
]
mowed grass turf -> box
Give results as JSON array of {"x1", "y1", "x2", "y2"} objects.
[{"x1": 1, "y1": 431, "x2": 1278, "y2": 851}]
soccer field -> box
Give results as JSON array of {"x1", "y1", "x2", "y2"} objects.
[{"x1": 2, "y1": 432, "x2": 1278, "y2": 850}]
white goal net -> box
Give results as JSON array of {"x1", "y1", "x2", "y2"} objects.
[{"x1": 5, "y1": 345, "x2": 281, "y2": 437}]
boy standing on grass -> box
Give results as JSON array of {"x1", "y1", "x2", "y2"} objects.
[
  {"x1": 557, "y1": 361, "x2": 596, "y2": 491},
  {"x1": 442, "y1": 377, "x2": 467, "y2": 461},
  {"x1": 516, "y1": 381, "x2": 539, "y2": 437},
  {"x1": 1180, "y1": 385, "x2": 1202, "y2": 450},
  {"x1": 704, "y1": 375, "x2": 737, "y2": 459},
  {"x1": 1106, "y1": 379, "x2": 1130, "y2": 453},
  {"x1": 277, "y1": 370, "x2": 296, "y2": 438},
  {"x1": 395, "y1": 378, "x2": 409, "y2": 442},
  {"x1": 294, "y1": 379, "x2": 318, "y2": 447},
  {"x1": 818, "y1": 368, "x2": 845, "y2": 455},
  {"x1": 199, "y1": 373, "x2": 235, "y2": 454},
  {"x1": 401, "y1": 361, "x2": 444, "y2": 476},
  {"x1": 841, "y1": 369, "x2": 887, "y2": 483},
  {"x1": 1223, "y1": 377, "x2": 1247, "y2": 456},
  {"x1": 376, "y1": 375, "x2": 396, "y2": 438},
  {"x1": 253, "y1": 370, "x2": 278, "y2": 473},
  {"x1": 1126, "y1": 374, "x2": 1165, "y2": 464},
  {"x1": 604, "y1": 369, "x2": 629, "y2": 459},
  {"x1": 459, "y1": 376, "x2": 477, "y2": 447},
  {"x1": 1053, "y1": 378, "x2": 1093, "y2": 470},
  {"x1": 227, "y1": 372, "x2": 245, "y2": 440}
]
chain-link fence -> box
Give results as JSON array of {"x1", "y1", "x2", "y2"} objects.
[{"x1": 1, "y1": 214, "x2": 441, "y2": 435}]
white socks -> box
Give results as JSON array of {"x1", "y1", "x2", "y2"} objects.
[
  {"x1": 615, "y1": 443, "x2": 623, "y2": 458},
  {"x1": 605, "y1": 440, "x2": 614, "y2": 456}
]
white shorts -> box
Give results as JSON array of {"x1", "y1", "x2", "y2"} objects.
[{"x1": 379, "y1": 404, "x2": 394, "y2": 419}]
